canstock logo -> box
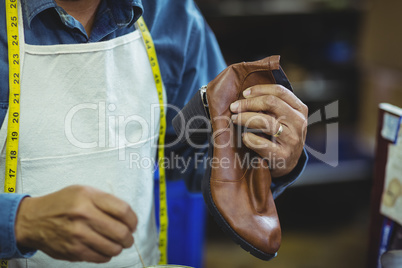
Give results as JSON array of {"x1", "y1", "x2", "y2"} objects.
[{"x1": 305, "y1": 101, "x2": 339, "y2": 167}]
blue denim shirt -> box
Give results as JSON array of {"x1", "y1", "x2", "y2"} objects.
[{"x1": 0, "y1": 0, "x2": 307, "y2": 259}]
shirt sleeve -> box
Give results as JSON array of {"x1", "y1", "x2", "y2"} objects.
[
  {"x1": 0, "y1": 194, "x2": 37, "y2": 259},
  {"x1": 163, "y1": 14, "x2": 226, "y2": 191}
]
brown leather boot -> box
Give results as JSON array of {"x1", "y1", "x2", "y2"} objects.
[{"x1": 172, "y1": 55, "x2": 293, "y2": 260}]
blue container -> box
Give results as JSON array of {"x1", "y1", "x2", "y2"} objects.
[{"x1": 154, "y1": 177, "x2": 206, "y2": 268}]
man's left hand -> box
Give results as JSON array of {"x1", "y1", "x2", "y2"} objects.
[{"x1": 230, "y1": 84, "x2": 308, "y2": 178}]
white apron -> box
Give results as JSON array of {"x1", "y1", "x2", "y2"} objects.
[{"x1": 0, "y1": 4, "x2": 165, "y2": 268}]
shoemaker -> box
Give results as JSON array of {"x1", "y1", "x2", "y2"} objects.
[{"x1": 0, "y1": 0, "x2": 308, "y2": 267}]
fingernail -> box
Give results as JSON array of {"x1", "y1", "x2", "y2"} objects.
[
  {"x1": 243, "y1": 88, "x2": 251, "y2": 97},
  {"x1": 230, "y1": 101, "x2": 239, "y2": 111},
  {"x1": 231, "y1": 114, "x2": 238, "y2": 121}
]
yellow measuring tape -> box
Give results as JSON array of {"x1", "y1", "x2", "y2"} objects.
[
  {"x1": 2, "y1": 0, "x2": 168, "y2": 264},
  {"x1": 2, "y1": 0, "x2": 21, "y2": 267},
  {"x1": 137, "y1": 17, "x2": 169, "y2": 265},
  {"x1": 4, "y1": 0, "x2": 20, "y2": 194}
]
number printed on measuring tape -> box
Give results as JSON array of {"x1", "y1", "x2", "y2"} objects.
[{"x1": 1, "y1": 260, "x2": 9, "y2": 268}]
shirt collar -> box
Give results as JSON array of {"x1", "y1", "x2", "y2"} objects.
[{"x1": 22, "y1": 0, "x2": 144, "y2": 28}]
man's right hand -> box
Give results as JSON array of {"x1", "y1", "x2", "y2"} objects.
[{"x1": 14, "y1": 185, "x2": 138, "y2": 263}]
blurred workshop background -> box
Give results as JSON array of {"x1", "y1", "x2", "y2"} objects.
[{"x1": 160, "y1": 0, "x2": 402, "y2": 267}]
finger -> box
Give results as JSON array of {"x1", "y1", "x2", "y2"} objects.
[
  {"x1": 78, "y1": 250, "x2": 112, "y2": 264},
  {"x1": 243, "y1": 131, "x2": 303, "y2": 177},
  {"x1": 231, "y1": 112, "x2": 283, "y2": 137},
  {"x1": 88, "y1": 208, "x2": 134, "y2": 249},
  {"x1": 46, "y1": 245, "x2": 112, "y2": 264},
  {"x1": 91, "y1": 191, "x2": 138, "y2": 233},
  {"x1": 242, "y1": 84, "x2": 307, "y2": 113},
  {"x1": 78, "y1": 223, "x2": 125, "y2": 258},
  {"x1": 242, "y1": 132, "x2": 280, "y2": 155},
  {"x1": 48, "y1": 222, "x2": 117, "y2": 263},
  {"x1": 230, "y1": 94, "x2": 295, "y2": 120},
  {"x1": 69, "y1": 244, "x2": 113, "y2": 263}
]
